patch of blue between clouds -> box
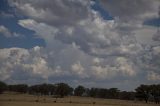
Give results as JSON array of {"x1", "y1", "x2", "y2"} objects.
[
  {"x1": 144, "y1": 18, "x2": 160, "y2": 27},
  {"x1": 0, "y1": 0, "x2": 9, "y2": 12},
  {"x1": 0, "y1": 35, "x2": 45, "y2": 49},
  {"x1": 0, "y1": 0, "x2": 46, "y2": 49},
  {"x1": 91, "y1": 0, "x2": 113, "y2": 20}
]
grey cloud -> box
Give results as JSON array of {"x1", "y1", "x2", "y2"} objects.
[
  {"x1": 99, "y1": 0, "x2": 160, "y2": 35},
  {"x1": 140, "y1": 45, "x2": 160, "y2": 82},
  {"x1": 100, "y1": 0, "x2": 159, "y2": 22},
  {"x1": 9, "y1": 0, "x2": 91, "y2": 26},
  {"x1": 152, "y1": 29, "x2": 160, "y2": 41},
  {"x1": 15, "y1": 0, "x2": 145, "y2": 76},
  {"x1": 12, "y1": 0, "x2": 146, "y2": 57},
  {"x1": 2, "y1": 0, "x2": 160, "y2": 90}
]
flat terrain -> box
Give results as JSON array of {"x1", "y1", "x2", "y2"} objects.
[{"x1": 0, "y1": 93, "x2": 158, "y2": 106}]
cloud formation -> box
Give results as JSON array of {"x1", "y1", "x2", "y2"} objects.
[
  {"x1": 0, "y1": 25, "x2": 23, "y2": 37},
  {"x1": 100, "y1": 0, "x2": 159, "y2": 22},
  {"x1": 0, "y1": 25, "x2": 12, "y2": 37},
  {"x1": 0, "y1": 0, "x2": 159, "y2": 90}
]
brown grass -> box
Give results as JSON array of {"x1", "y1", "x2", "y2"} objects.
[{"x1": 0, "y1": 92, "x2": 158, "y2": 106}]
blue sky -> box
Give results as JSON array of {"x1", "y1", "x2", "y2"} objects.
[
  {"x1": 0, "y1": 0, "x2": 45, "y2": 48},
  {"x1": 0, "y1": 0, "x2": 160, "y2": 91}
]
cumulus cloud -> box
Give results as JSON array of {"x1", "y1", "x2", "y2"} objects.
[
  {"x1": 152, "y1": 46, "x2": 160, "y2": 55},
  {"x1": 116, "y1": 57, "x2": 136, "y2": 76},
  {"x1": 71, "y1": 61, "x2": 88, "y2": 78},
  {"x1": 2, "y1": 0, "x2": 160, "y2": 89},
  {"x1": 134, "y1": 25, "x2": 157, "y2": 45},
  {"x1": 152, "y1": 29, "x2": 160, "y2": 41},
  {"x1": 9, "y1": 0, "x2": 154, "y2": 53},
  {"x1": 148, "y1": 71, "x2": 160, "y2": 80},
  {"x1": 0, "y1": 47, "x2": 29, "y2": 80},
  {"x1": 18, "y1": 19, "x2": 58, "y2": 45},
  {"x1": 0, "y1": 47, "x2": 59, "y2": 81},
  {"x1": 99, "y1": 0, "x2": 160, "y2": 36},
  {"x1": 140, "y1": 45, "x2": 160, "y2": 82},
  {"x1": 0, "y1": 25, "x2": 12, "y2": 37},
  {"x1": 16, "y1": 17, "x2": 143, "y2": 82},
  {"x1": 91, "y1": 56, "x2": 136, "y2": 80},
  {"x1": 100, "y1": 0, "x2": 159, "y2": 22},
  {"x1": 0, "y1": 25, "x2": 23, "y2": 37},
  {"x1": 9, "y1": 0, "x2": 91, "y2": 26}
]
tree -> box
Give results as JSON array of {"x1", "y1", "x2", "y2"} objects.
[
  {"x1": 28, "y1": 85, "x2": 41, "y2": 95},
  {"x1": 97, "y1": 88, "x2": 108, "y2": 98},
  {"x1": 89, "y1": 88, "x2": 98, "y2": 97},
  {"x1": 74, "y1": 85, "x2": 85, "y2": 96},
  {"x1": 135, "y1": 85, "x2": 150, "y2": 103},
  {"x1": 107, "y1": 88, "x2": 120, "y2": 99},
  {"x1": 119, "y1": 91, "x2": 135, "y2": 100},
  {"x1": 8, "y1": 84, "x2": 28, "y2": 93},
  {"x1": 84, "y1": 88, "x2": 90, "y2": 97},
  {"x1": 135, "y1": 84, "x2": 160, "y2": 104},
  {"x1": 29, "y1": 84, "x2": 56, "y2": 95},
  {"x1": 150, "y1": 84, "x2": 160, "y2": 104},
  {"x1": 38, "y1": 84, "x2": 51, "y2": 95},
  {"x1": 55, "y1": 83, "x2": 73, "y2": 98},
  {"x1": 0, "y1": 81, "x2": 7, "y2": 94},
  {"x1": 48, "y1": 84, "x2": 56, "y2": 95}
]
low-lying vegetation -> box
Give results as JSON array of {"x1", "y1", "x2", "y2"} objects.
[{"x1": 0, "y1": 81, "x2": 159, "y2": 104}]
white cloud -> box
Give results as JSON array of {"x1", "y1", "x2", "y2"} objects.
[
  {"x1": 0, "y1": 25, "x2": 24, "y2": 38},
  {"x1": 14, "y1": 1, "x2": 141, "y2": 73},
  {"x1": 153, "y1": 46, "x2": 160, "y2": 55},
  {"x1": 116, "y1": 57, "x2": 136, "y2": 76},
  {"x1": 148, "y1": 71, "x2": 160, "y2": 80},
  {"x1": 91, "y1": 65, "x2": 116, "y2": 79},
  {"x1": 71, "y1": 61, "x2": 88, "y2": 78},
  {"x1": 12, "y1": 0, "x2": 145, "y2": 57},
  {"x1": 0, "y1": 47, "x2": 29, "y2": 81},
  {"x1": 3, "y1": 0, "x2": 160, "y2": 89},
  {"x1": 0, "y1": 47, "x2": 60, "y2": 81},
  {"x1": 18, "y1": 19, "x2": 58, "y2": 45},
  {"x1": 92, "y1": 58, "x2": 101, "y2": 65},
  {"x1": 31, "y1": 57, "x2": 50, "y2": 78},
  {"x1": 0, "y1": 25, "x2": 12, "y2": 37},
  {"x1": 91, "y1": 57, "x2": 136, "y2": 80}
]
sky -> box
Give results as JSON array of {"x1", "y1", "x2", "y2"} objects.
[{"x1": 0, "y1": 0, "x2": 160, "y2": 91}]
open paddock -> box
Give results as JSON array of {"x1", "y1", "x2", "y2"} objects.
[{"x1": 0, "y1": 93, "x2": 158, "y2": 106}]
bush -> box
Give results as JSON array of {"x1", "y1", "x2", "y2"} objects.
[{"x1": 0, "y1": 81, "x2": 7, "y2": 94}]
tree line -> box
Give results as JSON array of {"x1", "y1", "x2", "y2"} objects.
[{"x1": 0, "y1": 81, "x2": 159, "y2": 104}]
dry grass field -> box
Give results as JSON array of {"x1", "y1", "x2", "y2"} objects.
[{"x1": 0, "y1": 92, "x2": 158, "y2": 106}]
